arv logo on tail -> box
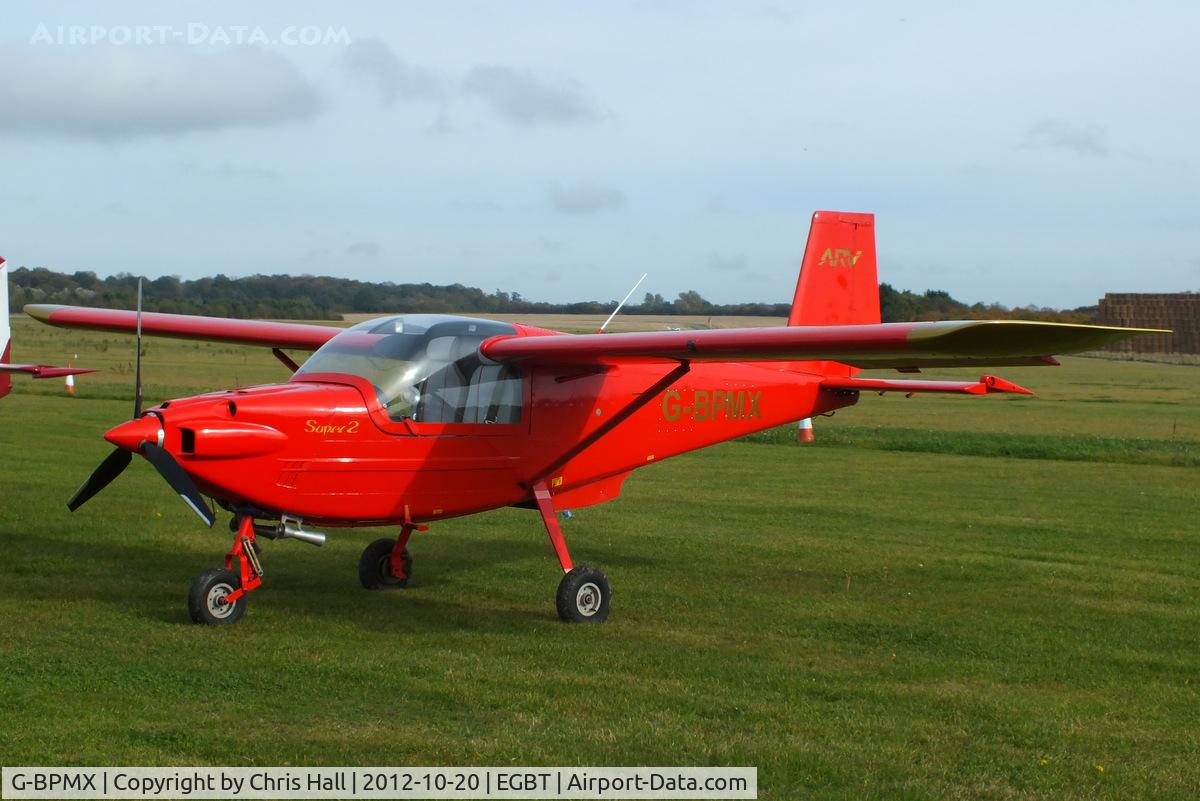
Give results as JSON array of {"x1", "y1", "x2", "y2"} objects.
[{"x1": 817, "y1": 248, "x2": 863, "y2": 268}]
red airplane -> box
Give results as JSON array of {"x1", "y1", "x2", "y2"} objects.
[
  {"x1": 0, "y1": 257, "x2": 95, "y2": 397},
  {"x1": 22, "y1": 212, "x2": 1158, "y2": 625}
]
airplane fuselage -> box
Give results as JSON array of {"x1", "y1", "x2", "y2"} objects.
[{"x1": 121, "y1": 324, "x2": 857, "y2": 527}]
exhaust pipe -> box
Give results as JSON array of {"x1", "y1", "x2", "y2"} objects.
[{"x1": 253, "y1": 517, "x2": 326, "y2": 547}]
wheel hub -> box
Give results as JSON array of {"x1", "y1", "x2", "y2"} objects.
[
  {"x1": 576, "y1": 582, "x2": 602, "y2": 616},
  {"x1": 207, "y1": 583, "x2": 234, "y2": 618}
]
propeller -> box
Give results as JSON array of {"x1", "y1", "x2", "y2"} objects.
[
  {"x1": 141, "y1": 441, "x2": 216, "y2": 526},
  {"x1": 66, "y1": 278, "x2": 214, "y2": 527},
  {"x1": 66, "y1": 448, "x2": 132, "y2": 511}
]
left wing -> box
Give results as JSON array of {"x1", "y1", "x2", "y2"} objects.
[
  {"x1": 481, "y1": 319, "x2": 1165, "y2": 370},
  {"x1": 25, "y1": 304, "x2": 340, "y2": 350}
]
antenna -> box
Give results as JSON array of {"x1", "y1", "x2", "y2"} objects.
[
  {"x1": 599, "y1": 273, "x2": 647, "y2": 333},
  {"x1": 134, "y1": 277, "x2": 143, "y2": 417}
]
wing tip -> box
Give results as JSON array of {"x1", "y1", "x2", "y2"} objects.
[
  {"x1": 24, "y1": 304, "x2": 64, "y2": 324},
  {"x1": 981, "y1": 374, "x2": 1034, "y2": 395}
]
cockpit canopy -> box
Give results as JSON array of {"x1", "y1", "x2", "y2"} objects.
[{"x1": 295, "y1": 315, "x2": 522, "y2": 424}]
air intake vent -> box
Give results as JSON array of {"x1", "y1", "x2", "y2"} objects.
[{"x1": 180, "y1": 428, "x2": 196, "y2": 454}]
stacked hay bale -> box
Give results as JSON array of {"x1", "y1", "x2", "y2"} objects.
[{"x1": 1096, "y1": 293, "x2": 1199, "y2": 353}]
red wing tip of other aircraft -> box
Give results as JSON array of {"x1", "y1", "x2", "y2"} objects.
[{"x1": 0, "y1": 364, "x2": 98, "y2": 378}]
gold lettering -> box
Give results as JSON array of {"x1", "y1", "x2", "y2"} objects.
[
  {"x1": 305, "y1": 418, "x2": 361, "y2": 435},
  {"x1": 748, "y1": 391, "x2": 762, "y2": 418},
  {"x1": 662, "y1": 389, "x2": 682, "y2": 421},
  {"x1": 694, "y1": 390, "x2": 710, "y2": 421},
  {"x1": 730, "y1": 392, "x2": 745, "y2": 419},
  {"x1": 712, "y1": 391, "x2": 728, "y2": 420}
]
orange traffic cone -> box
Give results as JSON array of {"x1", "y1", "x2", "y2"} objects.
[
  {"x1": 797, "y1": 417, "x2": 814, "y2": 444},
  {"x1": 65, "y1": 360, "x2": 75, "y2": 395}
]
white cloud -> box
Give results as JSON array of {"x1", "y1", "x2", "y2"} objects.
[
  {"x1": 0, "y1": 45, "x2": 322, "y2": 138},
  {"x1": 338, "y1": 38, "x2": 438, "y2": 105},
  {"x1": 1022, "y1": 119, "x2": 1109, "y2": 157},
  {"x1": 346, "y1": 242, "x2": 382, "y2": 257},
  {"x1": 463, "y1": 66, "x2": 599, "y2": 126},
  {"x1": 548, "y1": 181, "x2": 626, "y2": 215},
  {"x1": 707, "y1": 252, "x2": 748, "y2": 272}
]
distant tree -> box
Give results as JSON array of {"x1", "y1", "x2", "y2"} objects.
[
  {"x1": 4, "y1": 265, "x2": 1094, "y2": 323},
  {"x1": 673, "y1": 290, "x2": 709, "y2": 315}
]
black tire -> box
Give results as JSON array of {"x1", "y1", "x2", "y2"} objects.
[
  {"x1": 556, "y1": 565, "x2": 611, "y2": 623},
  {"x1": 188, "y1": 568, "x2": 246, "y2": 625},
  {"x1": 359, "y1": 537, "x2": 412, "y2": 590}
]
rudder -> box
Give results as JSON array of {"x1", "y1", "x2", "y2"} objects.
[{"x1": 788, "y1": 211, "x2": 879, "y2": 327}]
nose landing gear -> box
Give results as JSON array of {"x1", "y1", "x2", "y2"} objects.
[{"x1": 188, "y1": 515, "x2": 261, "y2": 625}]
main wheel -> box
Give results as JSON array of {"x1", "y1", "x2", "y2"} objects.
[
  {"x1": 359, "y1": 537, "x2": 412, "y2": 590},
  {"x1": 556, "y1": 566, "x2": 611, "y2": 623},
  {"x1": 188, "y1": 568, "x2": 246, "y2": 625}
]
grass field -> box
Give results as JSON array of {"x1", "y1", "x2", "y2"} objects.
[{"x1": 2, "y1": 315, "x2": 1199, "y2": 799}]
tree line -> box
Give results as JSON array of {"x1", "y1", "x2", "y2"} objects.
[{"x1": 6, "y1": 266, "x2": 1096, "y2": 324}]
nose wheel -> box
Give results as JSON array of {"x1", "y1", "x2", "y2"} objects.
[
  {"x1": 188, "y1": 568, "x2": 247, "y2": 625},
  {"x1": 188, "y1": 515, "x2": 262, "y2": 625}
]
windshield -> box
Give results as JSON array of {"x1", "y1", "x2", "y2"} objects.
[{"x1": 295, "y1": 315, "x2": 523, "y2": 424}]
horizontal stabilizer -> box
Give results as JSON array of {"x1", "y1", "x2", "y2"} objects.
[{"x1": 821, "y1": 374, "x2": 1033, "y2": 396}]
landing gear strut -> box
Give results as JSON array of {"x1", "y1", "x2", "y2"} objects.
[
  {"x1": 188, "y1": 515, "x2": 261, "y2": 625},
  {"x1": 359, "y1": 522, "x2": 424, "y2": 590},
  {"x1": 534, "y1": 481, "x2": 611, "y2": 623}
]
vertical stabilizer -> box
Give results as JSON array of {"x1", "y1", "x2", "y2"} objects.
[
  {"x1": 788, "y1": 211, "x2": 880, "y2": 327},
  {"x1": 787, "y1": 212, "x2": 879, "y2": 377}
]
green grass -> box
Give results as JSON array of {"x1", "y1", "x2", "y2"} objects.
[
  {"x1": 2, "y1": 316, "x2": 1199, "y2": 799},
  {"x1": 745, "y1": 425, "x2": 1200, "y2": 467}
]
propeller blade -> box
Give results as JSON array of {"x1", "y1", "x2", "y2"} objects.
[
  {"x1": 67, "y1": 448, "x2": 133, "y2": 511},
  {"x1": 140, "y1": 441, "x2": 215, "y2": 527},
  {"x1": 134, "y1": 277, "x2": 143, "y2": 418}
]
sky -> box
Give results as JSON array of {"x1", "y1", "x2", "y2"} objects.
[{"x1": 1, "y1": 1, "x2": 1197, "y2": 310}]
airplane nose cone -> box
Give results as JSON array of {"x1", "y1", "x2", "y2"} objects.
[{"x1": 104, "y1": 415, "x2": 162, "y2": 451}]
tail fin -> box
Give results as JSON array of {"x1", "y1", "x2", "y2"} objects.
[
  {"x1": 788, "y1": 211, "x2": 879, "y2": 327},
  {"x1": 1, "y1": 257, "x2": 11, "y2": 399},
  {"x1": 787, "y1": 211, "x2": 879, "y2": 378}
]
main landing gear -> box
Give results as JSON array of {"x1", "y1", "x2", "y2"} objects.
[
  {"x1": 190, "y1": 497, "x2": 612, "y2": 624},
  {"x1": 354, "y1": 486, "x2": 612, "y2": 623},
  {"x1": 358, "y1": 522, "x2": 421, "y2": 590},
  {"x1": 534, "y1": 481, "x2": 612, "y2": 623}
]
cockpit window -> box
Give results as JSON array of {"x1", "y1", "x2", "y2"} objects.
[{"x1": 295, "y1": 315, "x2": 523, "y2": 424}]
